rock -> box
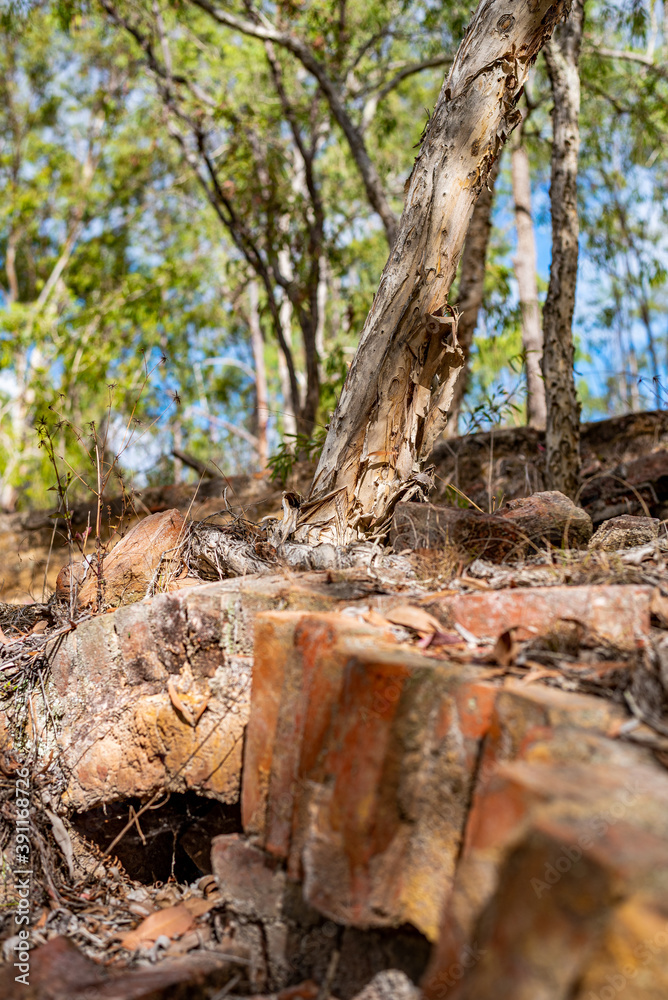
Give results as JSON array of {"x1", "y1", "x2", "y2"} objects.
[
  {"x1": 242, "y1": 610, "x2": 498, "y2": 941},
  {"x1": 588, "y1": 514, "x2": 660, "y2": 551},
  {"x1": 54, "y1": 560, "x2": 88, "y2": 601},
  {"x1": 211, "y1": 835, "x2": 286, "y2": 922},
  {"x1": 423, "y1": 758, "x2": 668, "y2": 999},
  {"x1": 391, "y1": 501, "x2": 527, "y2": 561},
  {"x1": 390, "y1": 491, "x2": 592, "y2": 561},
  {"x1": 211, "y1": 835, "x2": 289, "y2": 989},
  {"x1": 7, "y1": 582, "x2": 252, "y2": 811},
  {"x1": 579, "y1": 447, "x2": 668, "y2": 525},
  {"x1": 498, "y1": 490, "x2": 592, "y2": 547},
  {"x1": 210, "y1": 834, "x2": 350, "y2": 992},
  {"x1": 4, "y1": 574, "x2": 419, "y2": 813},
  {"x1": 572, "y1": 897, "x2": 668, "y2": 1000},
  {"x1": 421, "y1": 686, "x2": 653, "y2": 1000},
  {"x1": 351, "y1": 970, "x2": 420, "y2": 1000},
  {"x1": 300, "y1": 645, "x2": 492, "y2": 940},
  {"x1": 76, "y1": 508, "x2": 186, "y2": 608},
  {"x1": 241, "y1": 611, "x2": 390, "y2": 857},
  {"x1": 425, "y1": 583, "x2": 651, "y2": 649}
]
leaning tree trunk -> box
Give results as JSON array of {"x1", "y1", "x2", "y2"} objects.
[
  {"x1": 542, "y1": 0, "x2": 584, "y2": 497},
  {"x1": 446, "y1": 158, "x2": 500, "y2": 436},
  {"x1": 511, "y1": 139, "x2": 547, "y2": 429},
  {"x1": 297, "y1": 0, "x2": 572, "y2": 543}
]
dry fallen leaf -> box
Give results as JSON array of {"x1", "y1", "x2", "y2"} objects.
[
  {"x1": 120, "y1": 903, "x2": 194, "y2": 951},
  {"x1": 491, "y1": 629, "x2": 518, "y2": 668},
  {"x1": 45, "y1": 809, "x2": 74, "y2": 880},
  {"x1": 362, "y1": 609, "x2": 398, "y2": 637},
  {"x1": 459, "y1": 576, "x2": 491, "y2": 590},
  {"x1": 651, "y1": 587, "x2": 668, "y2": 628},
  {"x1": 182, "y1": 895, "x2": 220, "y2": 918},
  {"x1": 519, "y1": 666, "x2": 563, "y2": 685},
  {"x1": 167, "y1": 677, "x2": 191, "y2": 722},
  {"x1": 167, "y1": 678, "x2": 209, "y2": 727},
  {"x1": 384, "y1": 604, "x2": 443, "y2": 636}
]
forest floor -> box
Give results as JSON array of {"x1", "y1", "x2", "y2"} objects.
[{"x1": 1, "y1": 410, "x2": 668, "y2": 999}]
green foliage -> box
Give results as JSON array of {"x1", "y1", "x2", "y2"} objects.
[
  {"x1": 0, "y1": 3, "x2": 259, "y2": 508},
  {"x1": 3, "y1": 0, "x2": 668, "y2": 519},
  {"x1": 267, "y1": 428, "x2": 327, "y2": 486}
]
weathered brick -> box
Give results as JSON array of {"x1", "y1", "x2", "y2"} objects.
[
  {"x1": 427, "y1": 584, "x2": 651, "y2": 647},
  {"x1": 423, "y1": 759, "x2": 668, "y2": 999},
  {"x1": 300, "y1": 642, "x2": 495, "y2": 941},
  {"x1": 241, "y1": 611, "x2": 383, "y2": 852}
]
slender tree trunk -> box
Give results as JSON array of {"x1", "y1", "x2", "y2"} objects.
[
  {"x1": 248, "y1": 281, "x2": 269, "y2": 471},
  {"x1": 639, "y1": 297, "x2": 660, "y2": 385},
  {"x1": 173, "y1": 420, "x2": 183, "y2": 484},
  {"x1": 613, "y1": 311, "x2": 631, "y2": 412},
  {"x1": 298, "y1": 0, "x2": 571, "y2": 543},
  {"x1": 277, "y1": 247, "x2": 298, "y2": 439},
  {"x1": 542, "y1": 0, "x2": 583, "y2": 497},
  {"x1": 446, "y1": 159, "x2": 500, "y2": 436},
  {"x1": 511, "y1": 140, "x2": 547, "y2": 428},
  {"x1": 628, "y1": 342, "x2": 641, "y2": 411},
  {"x1": 315, "y1": 256, "x2": 327, "y2": 375}
]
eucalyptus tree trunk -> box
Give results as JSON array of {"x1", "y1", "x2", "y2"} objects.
[
  {"x1": 511, "y1": 141, "x2": 547, "y2": 429},
  {"x1": 248, "y1": 281, "x2": 269, "y2": 471},
  {"x1": 542, "y1": 0, "x2": 584, "y2": 497},
  {"x1": 297, "y1": 0, "x2": 572, "y2": 543},
  {"x1": 446, "y1": 159, "x2": 500, "y2": 436},
  {"x1": 277, "y1": 247, "x2": 298, "y2": 438}
]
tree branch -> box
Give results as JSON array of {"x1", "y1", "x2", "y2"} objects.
[
  {"x1": 185, "y1": 405, "x2": 260, "y2": 448},
  {"x1": 98, "y1": 0, "x2": 219, "y2": 108},
  {"x1": 589, "y1": 42, "x2": 668, "y2": 81},
  {"x1": 360, "y1": 55, "x2": 453, "y2": 132},
  {"x1": 188, "y1": 0, "x2": 398, "y2": 244}
]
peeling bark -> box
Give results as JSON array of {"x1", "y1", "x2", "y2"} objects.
[
  {"x1": 186, "y1": 522, "x2": 413, "y2": 580},
  {"x1": 511, "y1": 141, "x2": 547, "y2": 429},
  {"x1": 447, "y1": 158, "x2": 500, "y2": 435},
  {"x1": 542, "y1": 0, "x2": 583, "y2": 497},
  {"x1": 299, "y1": 0, "x2": 572, "y2": 543}
]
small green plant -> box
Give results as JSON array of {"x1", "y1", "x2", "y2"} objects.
[
  {"x1": 462, "y1": 368, "x2": 526, "y2": 435},
  {"x1": 443, "y1": 483, "x2": 477, "y2": 510},
  {"x1": 36, "y1": 355, "x2": 174, "y2": 608},
  {"x1": 268, "y1": 428, "x2": 327, "y2": 486}
]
